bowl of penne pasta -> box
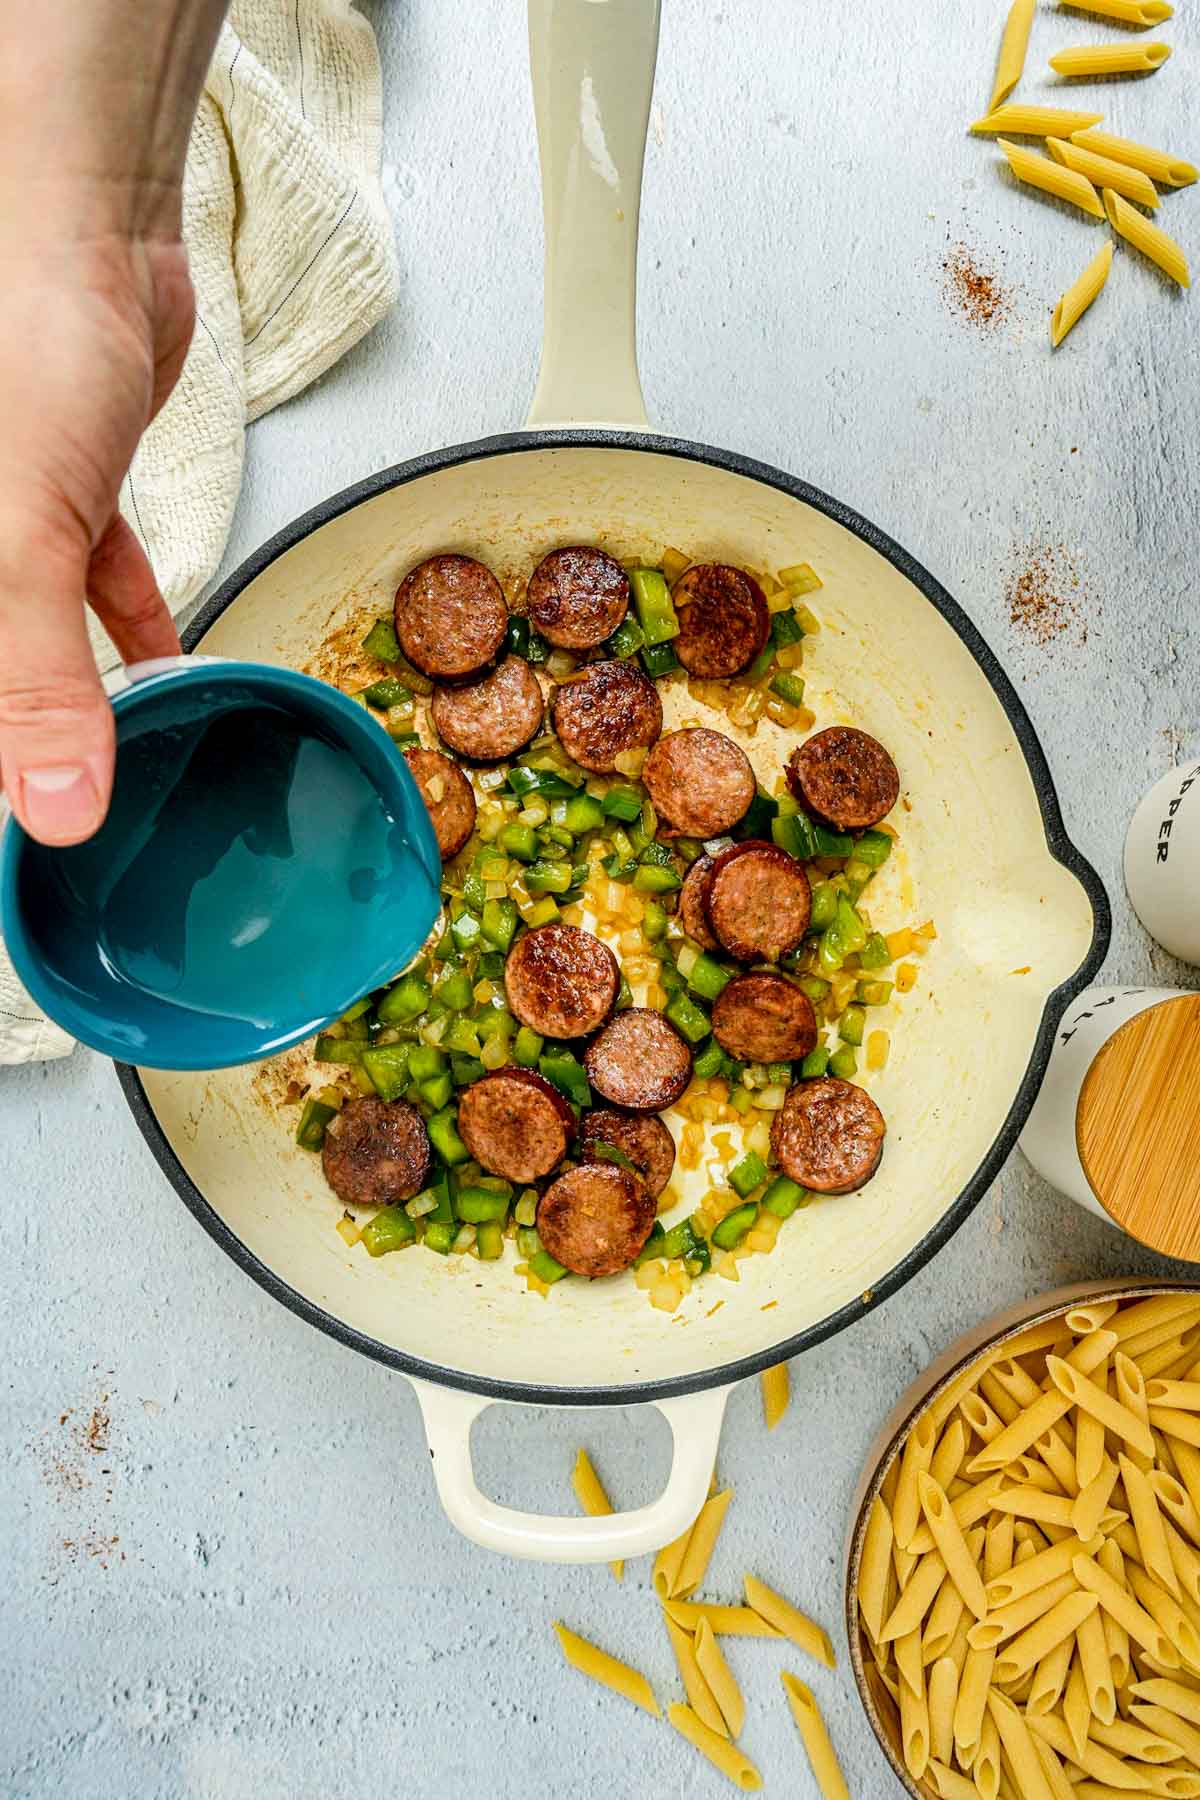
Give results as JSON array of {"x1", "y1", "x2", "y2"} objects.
[{"x1": 845, "y1": 1281, "x2": 1200, "y2": 1799}]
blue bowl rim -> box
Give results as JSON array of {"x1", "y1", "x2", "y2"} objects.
[
  {"x1": 1, "y1": 659, "x2": 439, "y2": 1070},
  {"x1": 113, "y1": 427, "x2": 1112, "y2": 1406}
]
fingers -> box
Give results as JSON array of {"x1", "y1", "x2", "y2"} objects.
[
  {"x1": 87, "y1": 513, "x2": 179, "y2": 667},
  {"x1": 0, "y1": 513, "x2": 113, "y2": 844}
]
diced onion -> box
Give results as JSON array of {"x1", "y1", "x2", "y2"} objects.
[
  {"x1": 676, "y1": 942, "x2": 700, "y2": 979},
  {"x1": 452, "y1": 1225, "x2": 477, "y2": 1255},
  {"x1": 757, "y1": 1083, "x2": 788, "y2": 1111},
  {"x1": 477, "y1": 768, "x2": 506, "y2": 791},
  {"x1": 546, "y1": 651, "x2": 576, "y2": 679},
  {"x1": 612, "y1": 748, "x2": 648, "y2": 778},
  {"x1": 407, "y1": 1193, "x2": 438, "y2": 1218},
  {"x1": 746, "y1": 1120, "x2": 772, "y2": 1160},
  {"x1": 427, "y1": 774, "x2": 446, "y2": 804},
  {"x1": 336, "y1": 1217, "x2": 362, "y2": 1247},
  {"x1": 480, "y1": 1036, "x2": 509, "y2": 1070}
]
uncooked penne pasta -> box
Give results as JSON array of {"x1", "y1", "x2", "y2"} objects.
[
  {"x1": 895, "y1": 1625, "x2": 924, "y2": 1698},
  {"x1": 1072, "y1": 127, "x2": 1198, "y2": 189},
  {"x1": 1073, "y1": 1459, "x2": 1119, "y2": 1538},
  {"x1": 1090, "y1": 1710, "x2": 1186, "y2": 1761},
  {"x1": 960, "y1": 1391, "x2": 1006, "y2": 1445},
  {"x1": 1051, "y1": 41, "x2": 1171, "y2": 76},
  {"x1": 1027, "y1": 1707, "x2": 1149, "y2": 1787},
  {"x1": 990, "y1": 1487, "x2": 1078, "y2": 1528},
  {"x1": 553, "y1": 1621, "x2": 660, "y2": 1716},
  {"x1": 1059, "y1": 0, "x2": 1173, "y2": 21},
  {"x1": 987, "y1": 1534, "x2": 1102, "y2": 1609},
  {"x1": 908, "y1": 1472, "x2": 1009, "y2": 1555},
  {"x1": 923, "y1": 1573, "x2": 967, "y2": 1664},
  {"x1": 780, "y1": 1673, "x2": 850, "y2": 1800},
  {"x1": 694, "y1": 1618, "x2": 744, "y2": 1739},
  {"x1": 1073, "y1": 1553, "x2": 1178, "y2": 1663},
  {"x1": 1127, "y1": 1562, "x2": 1200, "y2": 1667},
  {"x1": 1031, "y1": 1733, "x2": 1076, "y2": 1800},
  {"x1": 975, "y1": 1707, "x2": 1001, "y2": 1800},
  {"x1": 1028, "y1": 1633, "x2": 1074, "y2": 1715},
  {"x1": 664, "y1": 1614, "x2": 727, "y2": 1738},
  {"x1": 1104, "y1": 190, "x2": 1191, "y2": 290},
  {"x1": 675, "y1": 1488, "x2": 733, "y2": 1598},
  {"x1": 1164, "y1": 1515, "x2": 1200, "y2": 1605},
  {"x1": 1174, "y1": 1443, "x2": 1200, "y2": 1519},
  {"x1": 987, "y1": 1691, "x2": 1054, "y2": 1800},
  {"x1": 1076, "y1": 1591, "x2": 1118, "y2": 1723},
  {"x1": 654, "y1": 1510, "x2": 698, "y2": 1599},
  {"x1": 664, "y1": 1600, "x2": 782, "y2": 1638},
  {"x1": 918, "y1": 1474, "x2": 989, "y2": 1619},
  {"x1": 1113, "y1": 1295, "x2": 1200, "y2": 1343},
  {"x1": 1066, "y1": 1300, "x2": 1121, "y2": 1335},
  {"x1": 858, "y1": 1495, "x2": 895, "y2": 1644},
  {"x1": 1063, "y1": 1657, "x2": 1091, "y2": 1760},
  {"x1": 995, "y1": 1592, "x2": 1100, "y2": 1685},
  {"x1": 969, "y1": 1574, "x2": 1078, "y2": 1650},
  {"x1": 1132, "y1": 1674, "x2": 1200, "y2": 1724},
  {"x1": 925, "y1": 1758, "x2": 978, "y2": 1800},
  {"x1": 931, "y1": 1418, "x2": 968, "y2": 1491},
  {"x1": 971, "y1": 103, "x2": 1104, "y2": 137},
  {"x1": 1131, "y1": 1699, "x2": 1200, "y2": 1763},
  {"x1": 899, "y1": 1661, "x2": 930, "y2": 1780},
  {"x1": 572, "y1": 1449, "x2": 624, "y2": 1579},
  {"x1": 926, "y1": 1655, "x2": 958, "y2": 1764},
  {"x1": 1120, "y1": 1453, "x2": 1181, "y2": 1596},
  {"x1": 991, "y1": 0, "x2": 1036, "y2": 110},
  {"x1": 1150, "y1": 1470, "x2": 1200, "y2": 1543},
  {"x1": 893, "y1": 1411, "x2": 936, "y2": 1549},
  {"x1": 744, "y1": 1575, "x2": 836, "y2": 1665},
  {"x1": 1098, "y1": 1538, "x2": 1131, "y2": 1691},
  {"x1": 1149, "y1": 1379, "x2": 1200, "y2": 1412},
  {"x1": 760, "y1": 1362, "x2": 789, "y2": 1431},
  {"x1": 1077, "y1": 1403, "x2": 1108, "y2": 1491},
  {"x1": 880, "y1": 1553, "x2": 947, "y2": 1643},
  {"x1": 1048, "y1": 1356, "x2": 1156, "y2": 1456},
  {"x1": 667, "y1": 1703, "x2": 762, "y2": 1791}
]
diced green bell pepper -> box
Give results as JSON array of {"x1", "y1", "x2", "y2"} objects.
[
  {"x1": 514, "y1": 1025, "x2": 544, "y2": 1068},
  {"x1": 499, "y1": 822, "x2": 540, "y2": 863},
  {"x1": 424, "y1": 1220, "x2": 456, "y2": 1255},
  {"x1": 361, "y1": 616, "x2": 402, "y2": 663},
  {"x1": 801, "y1": 1045, "x2": 832, "y2": 1078},
  {"x1": 428, "y1": 1107, "x2": 470, "y2": 1166},
  {"x1": 606, "y1": 616, "x2": 646, "y2": 660},
  {"x1": 295, "y1": 1096, "x2": 337, "y2": 1150},
  {"x1": 660, "y1": 1217, "x2": 705, "y2": 1261},
  {"x1": 711, "y1": 1202, "x2": 758, "y2": 1250},
  {"x1": 828, "y1": 1046, "x2": 858, "y2": 1079},
  {"x1": 813, "y1": 822, "x2": 855, "y2": 859},
  {"x1": 361, "y1": 1207, "x2": 417, "y2": 1256},
  {"x1": 642, "y1": 900, "x2": 668, "y2": 942},
  {"x1": 666, "y1": 990, "x2": 710, "y2": 1044},
  {"x1": 640, "y1": 641, "x2": 680, "y2": 678},
  {"x1": 418, "y1": 1071, "x2": 454, "y2": 1110},
  {"x1": 768, "y1": 609, "x2": 804, "y2": 649},
  {"x1": 835, "y1": 894, "x2": 868, "y2": 954},
  {"x1": 476, "y1": 1220, "x2": 505, "y2": 1260},
  {"x1": 360, "y1": 1044, "x2": 411, "y2": 1102},
  {"x1": 855, "y1": 830, "x2": 893, "y2": 869},
  {"x1": 763, "y1": 1175, "x2": 808, "y2": 1219},
  {"x1": 691, "y1": 1040, "x2": 725, "y2": 1081},
  {"x1": 634, "y1": 1221, "x2": 667, "y2": 1266},
  {"x1": 728, "y1": 1150, "x2": 769, "y2": 1198},
  {"x1": 506, "y1": 766, "x2": 579, "y2": 799},
  {"x1": 450, "y1": 910, "x2": 482, "y2": 954},
  {"x1": 442, "y1": 1017, "x2": 481, "y2": 1058},
  {"x1": 769, "y1": 671, "x2": 806, "y2": 707},
  {"x1": 772, "y1": 812, "x2": 819, "y2": 862},
  {"x1": 563, "y1": 793, "x2": 605, "y2": 834},
  {"x1": 408, "y1": 1044, "x2": 447, "y2": 1082},
  {"x1": 462, "y1": 867, "x2": 487, "y2": 913},
  {"x1": 455, "y1": 1186, "x2": 512, "y2": 1224},
  {"x1": 797, "y1": 973, "x2": 831, "y2": 1002},
  {"x1": 451, "y1": 1055, "x2": 486, "y2": 1086},
  {"x1": 525, "y1": 859, "x2": 573, "y2": 896},
  {"x1": 687, "y1": 953, "x2": 733, "y2": 1003},
  {"x1": 808, "y1": 882, "x2": 839, "y2": 933},
  {"x1": 362, "y1": 676, "x2": 413, "y2": 711},
  {"x1": 737, "y1": 791, "x2": 779, "y2": 841},
  {"x1": 480, "y1": 897, "x2": 519, "y2": 951},
  {"x1": 314, "y1": 1035, "x2": 363, "y2": 1065},
  {"x1": 538, "y1": 1050, "x2": 591, "y2": 1108},
  {"x1": 529, "y1": 1248, "x2": 569, "y2": 1284},
  {"x1": 859, "y1": 932, "x2": 892, "y2": 971},
  {"x1": 856, "y1": 979, "x2": 893, "y2": 1007},
  {"x1": 633, "y1": 864, "x2": 681, "y2": 895},
  {"x1": 435, "y1": 967, "x2": 475, "y2": 1012},
  {"x1": 838, "y1": 1006, "x2": 866, "y2": 1047},
  {"x1": 629, "y1": 568, "x2": 679, "y2": 646},
  {"x1": 602, "y1": 786, "x2": 644, "y2": 823}
]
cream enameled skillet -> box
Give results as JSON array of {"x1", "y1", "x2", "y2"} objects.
[{"x1": 115, "y1": 0, "x2": 1108, "y2": 1562}]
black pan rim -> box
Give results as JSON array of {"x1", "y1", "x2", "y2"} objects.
[{"x1": 115, "y1": 427, "x2": 1111, "y2": 1409}]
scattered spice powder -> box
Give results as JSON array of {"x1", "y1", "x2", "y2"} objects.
[
  {"x1": 31, "y1": 1374, "x2": 125, "y2": 1575},
  {"x1": 941, "y1": 242, "x2": 1016, "y2": 329},
  {"x1": 1005, "y1": 542, "x2": 1091, "y2": 646}
]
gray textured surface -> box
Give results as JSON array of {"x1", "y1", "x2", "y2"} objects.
[{"x1": 3, "y1": 2, "x2": 1199, "y2": 1795}]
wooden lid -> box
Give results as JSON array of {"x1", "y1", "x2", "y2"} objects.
[{"x1": 1077, "y1": 994, "x2": 1200, "y2": 1261}]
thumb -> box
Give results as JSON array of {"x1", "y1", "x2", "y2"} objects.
[{"x1": 0, "y1": 516, "x2": 114, "y2": 845}]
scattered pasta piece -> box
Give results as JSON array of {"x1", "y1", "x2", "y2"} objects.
[
  {"x1": 663, "y1": 1613, "x2": 729, "y2": 1737},
  {"x1": 695, "y1": 1617, "x2": 746, "y2": 1737},
  {"x1": 665, "y1": 1599, "x2": 783, "y2": 1638},
  {"x1": 744, "y1": 1574, "x2": 836, "y2": 1666},
  {"x1": 1051, "y1": 41, "x2": 1171, "y2": 77},
  {"x1": 1072, "y1": 126, "x2": 1198, "y2": 189},
  {"x1": 990, "y1": 0, "x2": 1035, "y2": 111},
  {"x1": 971, "y1": 103, "x2": 1104, "y2": 138},
  {"x1": 1104, "y1": 188, "x2": 1191, "y2": 288},
  {"x1": 552, "y1": 1621, "x2": 660, "y2": 1716},
  {"x1": 1048, "y1": 136, "x2": 1160, "y2": 209},
  {"x1": 781, "y1": 1673, "x2": 850, "y2": 1800},
  {"x1": 999, "y1": 137, "x2": 1104, "y2": 218},
  {"x1": 667, "y1": 1703, "x2": 762, "y2": 1791},
  {"x1": 1052, "y1": 240, "x2": 1114, "y2": 346},
  {"x1": 571, "y1": 1448, "x2": 624, "y2": 1580},
  {"x1": 1059, "y1": 0, "x2": 1173, "y2": 22},
  {"x1": 761, "y1": 1362, "x2": 790, "y2": 1431},
  {"x1": 675, "y1": 1487, "x2": 734, "y2": 1598}
]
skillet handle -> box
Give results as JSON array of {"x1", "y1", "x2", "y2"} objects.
[
  {"x1": 410, "y1": 1378, "x2": 730, "y2": 1562},
  {"x1": 525, "y1": 0, "x2": 661, "y2": 432}
]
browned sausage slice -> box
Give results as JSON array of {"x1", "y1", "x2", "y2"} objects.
[
  {"x1": 787, "y1": 727, "x2": 900, "y2": 832},
  {"x1": 771, "y1": 1077, "x2": 886, "y2": 1194},
  {"x1": 642, "y1": 729, "x2": 755, "y2": 840},
  {"x1": 678, "y1": 852, "x2": 719, "y2": 950},
  {"x1": 430, "y1": 656, "x2": 545, "y2": 763},
  {"x1": 456, "y1": 1068, "x2": 573, "y2": 1184},
  {"x1": 395, "y1": 554, "x2": 508, "y2": 681},
  {"x1": 403, "y1": 747, "x2": 477, "y2": 861},
  {"x1": 504, "y1": 923, "x2": 619, "y2": 1040},
  {"x1": 711, "y1": 972, "x2": 817, "y2": 1065},
  {"x1": 672, "y1": 564, "x2": 770, "y2": 678},
  {"x1": 705, "y1": 840, "x2": 812, "y2": 963},
  {"x1": 526, "y1": 547, "x2": 631, "y2": 649},
  {"x1": 579, "y1": 1108, "x2": 676, "y2": 1198},
  {"x1": 537, "y1": 1164, "x2": 657, "y2": 1277},
  {"x1": 552, "y1": 660, "x2": 663, "y2": 774},
  {"x1": 583, "y1": 1008, "x2": 693, "y2": 1112},
  {"x1": 321, "y1": 1097, "x2": 432, "y2": 1208}
]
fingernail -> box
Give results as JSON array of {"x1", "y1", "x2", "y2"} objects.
[{"x1": 21, "y1": 765, "x2": 104, "y2": 844}]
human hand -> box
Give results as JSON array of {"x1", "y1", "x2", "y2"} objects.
[
  {"x1": 0, "y1": 236, "x2": 195, "y2": 843},
  {"x1": 0, "y1": 0, "x2": 228, "y2": 845}
]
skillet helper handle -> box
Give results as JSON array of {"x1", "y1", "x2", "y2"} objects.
[
  {"x1": 526, "y1": 0, "x2": 661, "y2": 431},
  {"x1": 410, "y1": 1378, "x2": 731, "y2": 1562}
]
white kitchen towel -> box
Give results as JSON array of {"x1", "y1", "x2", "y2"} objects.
[{"x1": 0, "y1": 0, "x2": 398, "y2": 1066}]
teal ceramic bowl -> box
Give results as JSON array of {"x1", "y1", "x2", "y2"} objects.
[{"x1": 0, "y1": 659, "x2": 441, "y2": 1069}]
